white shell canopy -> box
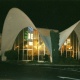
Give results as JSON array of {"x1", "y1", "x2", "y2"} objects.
[
  {"x1": 1, "y1": 8, "x2": 53, "y2": 61},
  {"x1": 1, "y1": 8, "x2": 36, "y2": 55},
  {"x1": 37, "y1": 28, "x2": 52, "y2": 56},
  {"x1": 59, "y1": 20, "x2": 80, "y2": 50}
]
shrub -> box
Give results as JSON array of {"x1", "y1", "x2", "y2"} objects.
[
  {"x1": 78, "y1": 59, "x2": 80, "y2": 65},
  {"x1": 5, "y1": 50, "x2": 18, "y2": 60},
  {"x1": 33, "y1": 55, "x2": 38, "y2": 61},
  {"x1": 59, "y1": 55, "x2": 79, "y2": 65},
  {"x1": 44, "y1": 54, "x2": 50, "y2": 62}
]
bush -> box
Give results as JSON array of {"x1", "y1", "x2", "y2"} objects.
[
  {"x1": 33, "y1": 55, "x2": 38, "y2": 61},
  {"x1": 59, "y1": 55, "x2": 79, "y2": 65},
  {"x1": 78, "y1": 59, "x2": 80, "y2": 64},
  {"x1": 65, "y1": 57, "x2": 78, "y2": 64},
  {"x1": 44, "y1": 54, "x2": 50, "y2": 62},
  {"x1": 5, "y1": 50, "x2": 18, "y2": 60}
]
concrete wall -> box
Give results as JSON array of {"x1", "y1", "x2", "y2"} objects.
[{"x1": 50, "y1": 30, "x2": 59, "y2": 64}]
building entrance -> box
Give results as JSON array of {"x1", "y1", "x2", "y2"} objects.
[{"x1": 14, "y1": 27, "x2": 50, "y2": 62}]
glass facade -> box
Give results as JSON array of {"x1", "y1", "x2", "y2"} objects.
[
  {"x1": 60, "y1": 31, "x2": 79, "y2": 59},
  {"x1": 13, "y1": 27, "x2": 50, "y2": 62}
]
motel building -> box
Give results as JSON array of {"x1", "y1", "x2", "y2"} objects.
[
  {"x1": 0, "y1": 8, "x2": 80, "y2": 63},
  {"x1": 13, "y1": 27, "x2": 55, "y2": 62}
]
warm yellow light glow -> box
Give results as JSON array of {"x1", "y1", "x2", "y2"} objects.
[
  {"x1": 28, "y1": 33, "x2": 30, "y2": 39},
  {"x1": 68, "y1": 46, "x2": 72, "y2": 50},
  {"x1": 16, "y1": 46, "x2": 19, "y2": 48},
  {"x1": 67, "y1": 38, "x2": 70, "y2": 42},
  {"x1": 28, "y1": 33, "x2": 33, "y2": 39},
  {"x1": 25, "y1": 45, "x2": 28, "y2": 47},
  {"x1": 29, "y1": 42, "x2": 33, "y2": 45},
  {"x1": 67, "y1": 38, "x2": 70, "y2": 45},
  {"x1": 31, "y1": 34, "x2": 33, "y2": 39},
  {"x1": 34, "y1": 46, "x2": 37, "y2": 49},
  {"x1": 64, "y1": 42, "x2": 67, "y2": 45},
  {"x1": 69, "y1": 48, "x2": 71, "y2": 49},
  {"x1": 71, "y1": 46, "x2": 72, "y2": 49},
  {"x1": 38, "y1": 45, "x2": 41, "y2": 49},
  {"x1": 34, "y1": 45, "x2": 42, "y2": 49}
]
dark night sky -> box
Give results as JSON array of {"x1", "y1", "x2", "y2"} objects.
[{"x1": 0, "y1": 0, "x2": 80, "y2": 33}]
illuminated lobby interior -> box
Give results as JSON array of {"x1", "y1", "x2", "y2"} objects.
[
  {"x1": 14, "y1": 27, "x2": 50, "y2": 62},
  {"x1": 60, "y1": 31, "x2": 79, "y2": 60},
  {"x1": 13, "y1": 27, "x2": 79, "y2": 62}
]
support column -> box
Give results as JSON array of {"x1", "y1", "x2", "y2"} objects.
[
  {"x1": 38, "y1": 34, "x2": 39, "y2": 62},
  {"x1": 18, "y1": 34, "x2": 19, "y2": 60},
  {"x1": 66, "y1": 46, "x2": 67, "y2": 58},
  {"x1": 60, "y1": 48, "x2": 62, "y2": 56},
  {"x1": 73, "y1": 32, "x2": 74, "y2": 58},
  {"x1": 22, "y1": 29, "x2": 24, "y2": 60},
  {"x1": 1, "y1": 52, "x2": 6, "y2": 61},
  {"x1": 76, "y1": 36, "x2": 78, "y2": 59},
  {"x1": 44, "y1": 43, "x2": 45, "y2": 56},
  {"x1": 27, "y1": 49, "x2": 28, "y2": 60},
  {"x1": 50, "y1": 31, "x2": 59, "y2": 64},
  {"x1": 78, "y1": 42, "x2": 80, "y2": 60},
  {"x1": 32, "y1": 32, "x2": 33, "y2": 61}
]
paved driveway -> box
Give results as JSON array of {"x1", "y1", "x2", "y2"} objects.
[{"x1": 0, "y1": 62, "x2": 80, "y2": 80}]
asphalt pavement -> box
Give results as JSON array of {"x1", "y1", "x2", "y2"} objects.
[{"x1": 0, "y1": 62, "x2": 80, "y2": 80}]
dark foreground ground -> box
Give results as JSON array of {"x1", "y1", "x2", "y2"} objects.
[{"x1": 0, "y1": 62, "x2": 80, "y2": 80}]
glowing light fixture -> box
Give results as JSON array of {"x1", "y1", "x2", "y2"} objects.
[
  {"x1": 16, "y1": 46, "x2": 19, "y2": 47},
  {"x1": 67, "y1": 38, "x2": 70, "y2": 45},
  {"x1": 28, "y1": 33, "x2": 33, "y2": 39},
  {"x1": 28, "y1": 33, "x2": 30, "y2": 39},
  {"x1": 29, "y1": 42, "x2": 33, "y2": 45},
  {"x1": 31, "y1": 33, "x2": 33, "y2": 39},
  {"x1": 64, "y1": 41, "x2": 67, "y2": 45},
  {"x1": 25, "y1": 45, "x2": 28, "y2": 47},
  {"x1": 68, "y1": 46, "x2": 72, "y2": 49},
  {"x1": 67, "y1": 38, "x2": 70, "y2": 42}
]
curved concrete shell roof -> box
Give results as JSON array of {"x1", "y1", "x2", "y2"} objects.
[
  {"x1": 37, "y1": 28, "x2": 52, "y2": 56},
  {"x1": 37, "y1": 28, "x2": 59, "y2": 57},
  {"x1": 1, "y1": 8, "x2": 52, "y2": 60},
  {"x1": 1, "y1": 8, "x2": 37, "y2": 55},
  {"x1": 59, "y1": 20, "x2": 80, "y2": 49}
]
